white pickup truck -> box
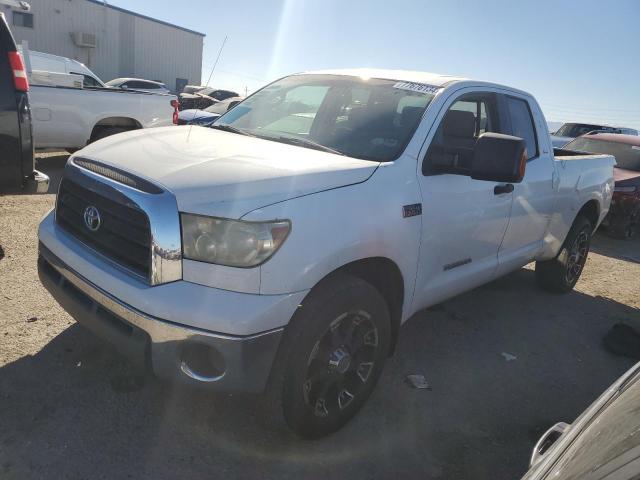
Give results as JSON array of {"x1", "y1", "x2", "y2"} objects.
[
  {"x1": 37, "y1": 69, "x2": 615, "y2": 438},
  {"x1": 22, "y1": 49, "x2": 177, "y2": 150}
]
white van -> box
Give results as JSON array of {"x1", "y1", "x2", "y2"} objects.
[{"x1": 18, "y1": 46, "x2": 105, "y2": 87}]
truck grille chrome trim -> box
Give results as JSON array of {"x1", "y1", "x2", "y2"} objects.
[
  {"x1": 57, "y1": 159, "x2": 182, "y2": 285},
  {"x1": 72, "y1": 157, "x2": 163, "y2": 194},
  {"x1": 57, "y1": 179, "x2": 152, "y2": 277}
]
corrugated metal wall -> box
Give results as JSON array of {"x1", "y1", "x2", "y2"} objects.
[{"x1": 4, "y1": 0, "x2": 203, "y2": 92}]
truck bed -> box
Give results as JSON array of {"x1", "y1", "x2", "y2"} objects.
[{"x1": 29, "y1": 84, "x2": 176, "y2": 150}]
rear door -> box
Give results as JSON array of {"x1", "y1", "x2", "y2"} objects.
[
  {"x1": 494, "y1": 93, "x2": 557, "y2": 276},
  {"x1": 0, "y1": 12, "x2": 33, "y2": 191}
]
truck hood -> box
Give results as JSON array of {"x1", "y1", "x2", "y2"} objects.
[{"x1": 76, "y1": 126, "x2": 379, "y2": 218}]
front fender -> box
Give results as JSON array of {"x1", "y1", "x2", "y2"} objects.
[{"x1": 243, "y1": 162, "x2": 422, "y2": 323}]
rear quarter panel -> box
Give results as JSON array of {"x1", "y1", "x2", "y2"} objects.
[{"x1": 540, "y1": 155, "x2": 615, "y2": 259}]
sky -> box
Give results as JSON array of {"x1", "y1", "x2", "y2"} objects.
[{"x1": 129, "y1": 0, "x2": 640, "y2": 129}]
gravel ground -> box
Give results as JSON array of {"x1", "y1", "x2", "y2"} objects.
[{"x1": 1, "y1": 154, "x2": 639, "y2": 479}]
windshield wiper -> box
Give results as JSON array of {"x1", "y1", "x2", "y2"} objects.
[
  {"x1": 210, "y1": 124, "x2": 254, "y2": 136},
  {"x1": 273, "y1": 135, "x2": 345, "y2": 156}
]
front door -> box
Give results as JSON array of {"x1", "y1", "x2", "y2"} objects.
[{"x1": 412, "y1": 90, "x2": 513, "y2": 312}]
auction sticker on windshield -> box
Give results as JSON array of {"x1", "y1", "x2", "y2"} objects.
[{"x1": 393, "y1": 82, "x2": 441, "y2": 95}]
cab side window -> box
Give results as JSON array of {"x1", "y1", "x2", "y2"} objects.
[
  {"x1": 423, "y1": 94, "x2": 499, "y2": 176},
  {"x1": 506, "y1": 97, "x2": 538, "y2": 160}
]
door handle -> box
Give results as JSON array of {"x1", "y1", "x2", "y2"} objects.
[{"x1": 494, "y1": 183, "x2": 514, "y2": 195}]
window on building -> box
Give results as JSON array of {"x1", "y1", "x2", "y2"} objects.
[{"x1": 13, "y1": 11, "x2": 34, "y2": 28}]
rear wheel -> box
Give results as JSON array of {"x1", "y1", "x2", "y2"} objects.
[
  {"x1": 90, "y1": 126, "x2": 130, "y2": 143},
  {"x1": 268, "y1": 273, "x2": 390, "y2": 438},
  {"x1": 535, "y1": 216, "x2": 593, "y2": 293}
]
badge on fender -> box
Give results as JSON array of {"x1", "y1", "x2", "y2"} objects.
[{"x1": 403, "y1": 204, "x2": 422, "y2": 218}]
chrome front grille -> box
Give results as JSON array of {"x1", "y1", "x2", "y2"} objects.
[{"x1": 56, "y1": 178, "x2": 151, "y2": 278}]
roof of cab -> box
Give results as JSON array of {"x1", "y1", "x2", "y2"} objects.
[{"x1": 303, "y1": 68, "x2": 467, "y2": 87}]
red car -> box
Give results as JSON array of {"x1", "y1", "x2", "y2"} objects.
[{"x1": 564, "y1": 133, "x2": 640, "y2": 238}]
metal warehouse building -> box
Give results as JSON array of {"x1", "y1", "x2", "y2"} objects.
[{"x1": 4, "y1": 0, "x2": 204, "y2": 92}]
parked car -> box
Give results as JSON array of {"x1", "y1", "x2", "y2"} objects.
[
  {"x1": 181, "y1": 84, "x2": 206, "y2": 94},
  {"x1": 0, "y1": 12, "x2": 48, "y2": 192},
  {"x1": 105, "y1": 77, "x2": 171, "y2": 94},
  {"x1": 551, "y1": 122, "x2": 638, "y2": 148},
  {"x1": 176, "y1": 96, "x2": 243, "y2": 125},
  {"x1": 523, "y1": 362, "x2": 640, "y2": 480},
  {"x1": 37, "y1": 69, "x2": 615, "y2": 438},
  {"x1": 564, "y1": 133, "x2": 640, "y2": 238},
  {"x1": 20, "y1": 47, "x2": 177, "y2": 151},
  {"x1": 17, "y1": 46, "x2": 104, "y2": 88},
  {"x1": 178, "y1": 87, "x2": 239, "y2": 110}
]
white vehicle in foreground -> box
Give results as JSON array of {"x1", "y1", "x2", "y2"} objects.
[
  {"x1": 38, "y1": 69, "x2": 615, "y2": 437},
  {"x1": 21, "y1": 47, "x2": 177, "y2": 150}
]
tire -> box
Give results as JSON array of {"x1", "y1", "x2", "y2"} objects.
[
  {"x1": 90, "y1": 126, "x2": 129, "y2": 143},
  {"x1": 266, "y1": 272, "x2": 391, "y2": 438},
  {"x1": 535, "y1": 216, "x2": 593, "y2": 293}
]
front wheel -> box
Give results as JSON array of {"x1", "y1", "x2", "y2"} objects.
[
  {"x1": 269, "y1": 273, "x2": 391, "y2": 438},
  {"x1": 535, "y1": 216, "x2": 593, "y2": 293}
]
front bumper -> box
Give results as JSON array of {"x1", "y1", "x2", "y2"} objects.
[{"x1": 38, "y1": 244, "x2": 284, "y2": 393}]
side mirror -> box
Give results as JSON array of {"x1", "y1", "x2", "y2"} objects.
[{"x1": 470, "y1": 133, "x2": 527, "y2": 183}]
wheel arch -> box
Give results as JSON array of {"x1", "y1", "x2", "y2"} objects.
[
  {"x1": 312, "y1": 257, "x2": 405, "y2": 356},
  {"x1": 89, "y1": 117, "x2": 142, "y2": 142},
  {"x1": 576, "y1": 199, "x2": 600, "y2": 232}
]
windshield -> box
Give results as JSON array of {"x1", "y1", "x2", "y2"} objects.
[
  {"x1": 565, "y1": 137, "x2": 640, "y2": 171},
  {"x1": 555, "y1": 123, "x2": 607, "y2": 138},
  {"x1": 214, "y1": 74, "x2": 438, "y2": 161}
]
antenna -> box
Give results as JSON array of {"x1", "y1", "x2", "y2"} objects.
[
  {"x1": 187, "y1": 35, "x2": 228, "y2": 141},
  {"x1": 205, "y1": 35, "x2": 228, "y2": 87}
]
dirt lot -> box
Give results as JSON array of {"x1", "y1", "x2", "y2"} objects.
[{"x1": 1, "y1": 154, "x2": 639, "y2": 479}]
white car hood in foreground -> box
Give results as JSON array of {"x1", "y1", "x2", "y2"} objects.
[{"x1": 76, "y1": 126, "x2": 380, "y2": 218}]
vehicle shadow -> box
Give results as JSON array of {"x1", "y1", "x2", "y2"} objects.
[
  {"x1": 35, "y1": 152, "x2": 69, "y2": 194},
  {"x1": 0, "y1": 268, "x2": 638, "y2": 479},
  {"x1": 591, "y1": 231, "x2": 640, "y2": 264}
]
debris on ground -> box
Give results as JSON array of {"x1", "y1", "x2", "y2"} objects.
[
  {"x1": 603, "y1": 323, "x2": 640, "y2": 359},
  {"x1": 26, "y1": 316, "x2": 38, "y2": 323},
  {"x1": 501, "y1": 352, "x2": 517, "y2": 362},
  {"x1": 76, "y1": 361, "x2": 82, "y2": 367},
  {"x1": 406, "y1": 374, "x2": 431, "y2": 389}
]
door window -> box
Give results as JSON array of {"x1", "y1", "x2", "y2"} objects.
[
  {"x1": 424, "y1": 94, "x2": 500, "y2": 175},
  {"x1": 506, "y1": 97, "x2": 538, "y2": 160}
]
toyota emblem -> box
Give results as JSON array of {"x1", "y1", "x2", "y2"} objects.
[{"x1": 83, "y1": 205, "x2": 102, "y2": 232}]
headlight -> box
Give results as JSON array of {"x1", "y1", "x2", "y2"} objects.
[
  {"x1": 180, "y1": 214, "x2": 290, "y2": 267},
  {"x1": 614, "y1": 186, "x2": 637, "y2": 193}
]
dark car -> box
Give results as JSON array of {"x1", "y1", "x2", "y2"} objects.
[
  {"x1": 0, "y1": 12, "x2": 48, "y2": 193},
  {"x1": 564, "y1": 133, "x2": 640, "y2": 238},
  {"x1": 178, "y1": 87, "x2": 239, "y2": 111}
]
